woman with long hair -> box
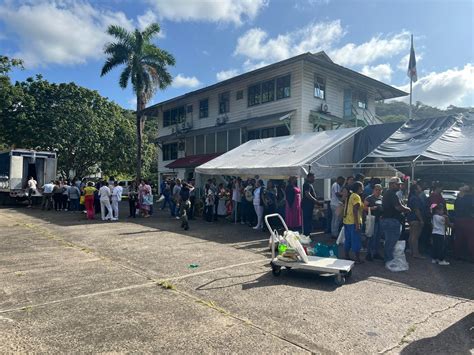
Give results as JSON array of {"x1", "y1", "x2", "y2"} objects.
[
  {"x1": 285, "y1": 176, "x2": 302, "y2": 231},
  {"x1": 407, "y1": 183, "x2": 425, "y2": 258}
]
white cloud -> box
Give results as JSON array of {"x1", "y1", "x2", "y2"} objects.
[
  {"x1": 171, "y1": 74, "x2": 201, "y2": 89},
  {"x1": 395, "y1": 64, "x2": 474, "y2": 108},
  {"x1": 361, "y1": 64, "x2": 393, "y2": 82},
  {"x1": 128, "y1": 96, "x2": 137, "y2": 109},
  {"x1": 329, "y1": 31, "x2": 410, "y2": 66},
  {"x1": 234, "y1": 20, "x2": 344, "y2": 65},
  {"x1": 137, "y1": 9, "x2": 165, "y2": 38},
  {"x1": 0, "y1": 1, "x2": 134, "y2": 67},
  {"x1": 216, "y1": 69, "x2": 240, "y2": 81},
  {"x1": 147, "y1": 0, "x2": 268, "y2": 25}
]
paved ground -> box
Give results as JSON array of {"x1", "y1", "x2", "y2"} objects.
[{"x1": 0, "y1": 204, "x2": 473, "y2": 353}]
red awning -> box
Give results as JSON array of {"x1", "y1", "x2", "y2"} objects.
[{"x1": 165, "y1": 153, "x2": 221, "y2": 169}]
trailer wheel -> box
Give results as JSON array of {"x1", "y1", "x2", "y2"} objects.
[
  {"x1": 334, "y1": 274, "x2": 346, "y2": 286},
  {"x1": 271, "y1": 264, "x2": 281, "y2": 276},
  {"x1": 346, "y1": 269, "x2": 353, "y2": 278}
]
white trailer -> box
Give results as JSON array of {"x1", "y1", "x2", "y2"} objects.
[{"x1": 0, "y1": 149, "x2": 57, "y2": 204}]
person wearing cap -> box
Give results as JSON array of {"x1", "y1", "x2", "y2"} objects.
[{"x1": 381, "y1": 177, "x2": 411, "y2": 263}]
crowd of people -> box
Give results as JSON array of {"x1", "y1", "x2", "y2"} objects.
[
  {"x1": 32, "y1": 177, "x2": 157, "y2": 221},
  {"x1": 26, "y1": 172, "x2": 473, "y2": 264}
]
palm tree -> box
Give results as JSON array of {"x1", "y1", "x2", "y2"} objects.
[{"x1": 101, "y1": 23, "x2": 175, "y2": 180}]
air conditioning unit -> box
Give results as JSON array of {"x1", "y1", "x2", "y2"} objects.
[{"x1": 320, "y1": 103, "x2": 329, "y2": 113}]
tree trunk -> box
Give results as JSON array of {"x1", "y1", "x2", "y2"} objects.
[{"x1": 136, "y1": 93, "x2": 145, "y2": 181}]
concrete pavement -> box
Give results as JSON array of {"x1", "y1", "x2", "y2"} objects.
[{"x1": 0, "y1": 206, "x2": 472, "y2": 353}]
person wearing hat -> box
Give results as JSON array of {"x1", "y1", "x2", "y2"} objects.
[{"x1": 381, "y1": 177, "x2": 411, "y2": 263}]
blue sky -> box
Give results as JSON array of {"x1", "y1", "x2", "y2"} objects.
[{"x1": 1, "y1": 0, "x2": 473, "y2": 109}]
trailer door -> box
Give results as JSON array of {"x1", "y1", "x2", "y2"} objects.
[
  {"x1": 10, "y1": 155, "x2": 23, "y2": 190},
  {"x1": 45, "y1": 157, "x2": 57, "y2": 183}
]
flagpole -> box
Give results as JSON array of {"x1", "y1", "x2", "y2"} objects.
[{"x1": 409, "y1": 34, "x2": 413, "y2": 121}]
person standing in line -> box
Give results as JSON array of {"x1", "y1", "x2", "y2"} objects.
[
  {"x1": 285, "y1": 176, "x2": 302, "y2": 232},
  {"x1": 139, "y1": 179, "x2": 153, "y2": 218},
  {"x1": 188, "y1": 180, "x2": 196, "y2": 220},
  {"x1": 178, "y1": 181, "x2": 194, "y2": 230},
  {"x1": 431, "y1": 204, "x2": 452, "y2": 265},
  {"x1": 364, "y1": 184, "x2": 384, "y2": 261},
  {"x1": 61, "y1": 180, "x2": 70, "y2": 211},
  {"x1": 330, "y1": 176, "x2": 345, "y2": 238},
  {"x1": 453, "y1": 185, "x2": 474, "y2": 261},
  {"x1": 128, "y1": 181, "x2": 138, "y2": 218},
  {"x1": 83, "y1": 182, "x2": 97, "y2": 220},
  {"x1": 276, "y1": 182, "x2": 287, "y2": 220},
  {"x1": 52, "y1": 181, "x2": 64, "y2": 211},
  {"x1": 161, "y1": 181, "x2": 173, "y2": 211},
  {"x1": 204, "y1": 183, "x2": 215, "y2": 222},
  {"x1": 252, "y1": 180, "x2": 265, "y2": 230},
  {"x1": 68, "y1": 183, "x2": 81, "y2": 212},
  {"x1": 99, "y1": 183, "x2": 113, "y2": 221},
  {"x1": 26, "y1": 176, "x2": 37, "y2": 208},
  {"x1": 302, "y1": 173, "x2": 320, "y2": 236},
  {"x1": 41, "y1": 180, "x2": 55, "y2": 210},
  {"x1": 172, "y1": 179, "x2": 182, "y2": 219},
  {"x1": 111, "y1": 181, "x2": 123, "y2": 221},
  {"x1": 243, "y1": 180, "x2": 254, "y2": 226},
  {"x1": 407, "y1": 183, "x2": 425, "y2": 259},
  {"x1": 343, "y1": 182, "x2": 364, "y2": 263},
  {"x1": 344, "y1": 176, "x2": 355, "y2": 190},
  {"x1": 232, "y1": 177, "x2": 242, "y2": 224},
  {"x1": 264, "y1": 180, "x2": 277, "y2": 217},
  {"x1": 381, "y1": 177, "x2": 411, "y2": 263}
]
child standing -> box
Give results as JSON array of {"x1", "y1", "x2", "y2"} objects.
[{"x1": 431, "y1": 204, "x2": 452, "y2": 265}]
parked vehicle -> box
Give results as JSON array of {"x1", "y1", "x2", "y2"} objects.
[{"x1": 0, "y1": 149, "x2": 57, "y2": 204}]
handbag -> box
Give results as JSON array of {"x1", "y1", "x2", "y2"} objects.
[
  {"x1": 336, "y1": 225, "x2": 345, "y2": 245},
  {"x1": 366, "y1": 208, "x2": 375, "y2": 238}
]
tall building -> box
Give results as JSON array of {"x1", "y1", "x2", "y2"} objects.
[{"x1": 141, "y1": 51, "x2": 407, "y2": 183}]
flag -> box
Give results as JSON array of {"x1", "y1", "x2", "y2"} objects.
[{"x1": 407, "y1": 35, "x2": 417, "y2": 82}]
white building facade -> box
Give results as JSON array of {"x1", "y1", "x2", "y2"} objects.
[{"x1": 142, "y1": 52, "x2": 407, "y2": 183}]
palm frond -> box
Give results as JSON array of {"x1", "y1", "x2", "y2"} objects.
[
  {"x1": 142, "y1": 23, "x2": 161, "y2": 41},
  {"x1": 119, "y1": 66, "x2": 132, "y2": 89},
  {"x1": 143, "y1": 44, "x2": 176, "y2": 66},
  {"x1": 107, "y1": 25, "x2": 134, "y2": 45},
  {"x1": 100, "y1": 53, "x2": 129, "y2": 77}
]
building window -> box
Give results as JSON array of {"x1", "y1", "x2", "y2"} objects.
[
  {"x1": 314, "y1": 75, "x2": 326, "y2": 100},
  {"x1": 236, "y1": 90, "x2": 243, "y2": 100},
  {"x1": 185, "y1": 136, "x2": 194, "y2": 156},
  {"x1": 195, "y1": 135, "x2": 205, "y2": 154},
  {"x1": 228, "y1": 129, "x2": 240, "y2": 150},
  {"x1": 199, "y1": 99, "x2": 208, "y2": 118},
  {"x1": 261, "y1": 127, "x2": 275, "y2": 138},
  {"x1": 218, "y1": 92, "x2": 230, "y2": 114},
  {"x1": 187, "y1": 104, "x2": 193, "y2": 113},
  {"x1": 357, "y1": 92, "x2": 368, "y2": 109},
  {"x1": 261, "y1": 79, "x2": 275, "y2": 104},
  {"x1": 247, "y1": 129, "x2": 260, "y2": 141},
  {"x1": 206, "y1": 133, "x2": 216, "y2": 153},
  {"x1": 248, "y1": 84, "x2": 261, "y2": 107},
  {"x1": 275, "y1": 125, "x2": 290, "y2": 137},
  {"x1": 163, "y1": 143, "x2": 178, "y2": 161},
  {"x1": 216, "y1": 131, "x2": 227, "y2": 153},
  {"x1": 163, "y1": 110, "x2": 171, "y2": 127},
  {"x1": 276, "y1": 74, "x2": 291, "y2": 100}
]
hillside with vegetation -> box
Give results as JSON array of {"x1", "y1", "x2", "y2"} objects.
[{"x1": 376, "y1": 101, "x2": 472, "y2": 122}]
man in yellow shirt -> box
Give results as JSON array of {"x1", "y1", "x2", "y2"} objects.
[{"x1": 343, "y1": 181, "x2": 364, "y2": 263}]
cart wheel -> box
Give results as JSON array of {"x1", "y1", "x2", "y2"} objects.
[
  {"x1": 334, "y1": 274, "x2": 346, "y2": 286},
  {"x1": 345, "y1": 269, "x2": 353, "y2": 278},
  {"x1": 272, "y1": 265, "x2": 282, "y2": 276}
]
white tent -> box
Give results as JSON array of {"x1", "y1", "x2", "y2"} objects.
[{"x1": 195, "y1": 127, "x2": 361, "y2": 178}]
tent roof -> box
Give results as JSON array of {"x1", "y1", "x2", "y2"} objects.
[
  {"x1": 368, "y1": 115, "x2": 474, "y2": 163},
  {"x1": 195, "y1": 127, "x2": 360, "y2": 177}
]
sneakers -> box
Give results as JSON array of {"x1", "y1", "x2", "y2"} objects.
[{"x1": 438, "y1": 260, "x2": 450, "y2": 266}]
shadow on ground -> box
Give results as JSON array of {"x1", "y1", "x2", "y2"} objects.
[{"x1": 3, "y1": 204, "x2": 474, "y2": 301}]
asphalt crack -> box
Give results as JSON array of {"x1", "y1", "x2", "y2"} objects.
[{"x1": 380, "y1": 299, "x2": 470, "y2": 354}]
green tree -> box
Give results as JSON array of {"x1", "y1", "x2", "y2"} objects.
[
  {"x1": 0, "y1": 76, "x2": 152, "y2": 179},
  {"x1": 100, "y1": 23, "x2": 175, "y2": 180}
]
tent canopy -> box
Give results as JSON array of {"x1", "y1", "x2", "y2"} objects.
[
  {"x1": 195, "y1": 127, "x2": 360, "y2": 178},
  {"x1": 368, "y1": 115, "x2": 474, "y2": 163}
]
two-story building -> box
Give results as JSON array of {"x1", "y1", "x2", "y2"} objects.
[{"x1": 141, "y1": 51, "x2": 407, "y2": 183}]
